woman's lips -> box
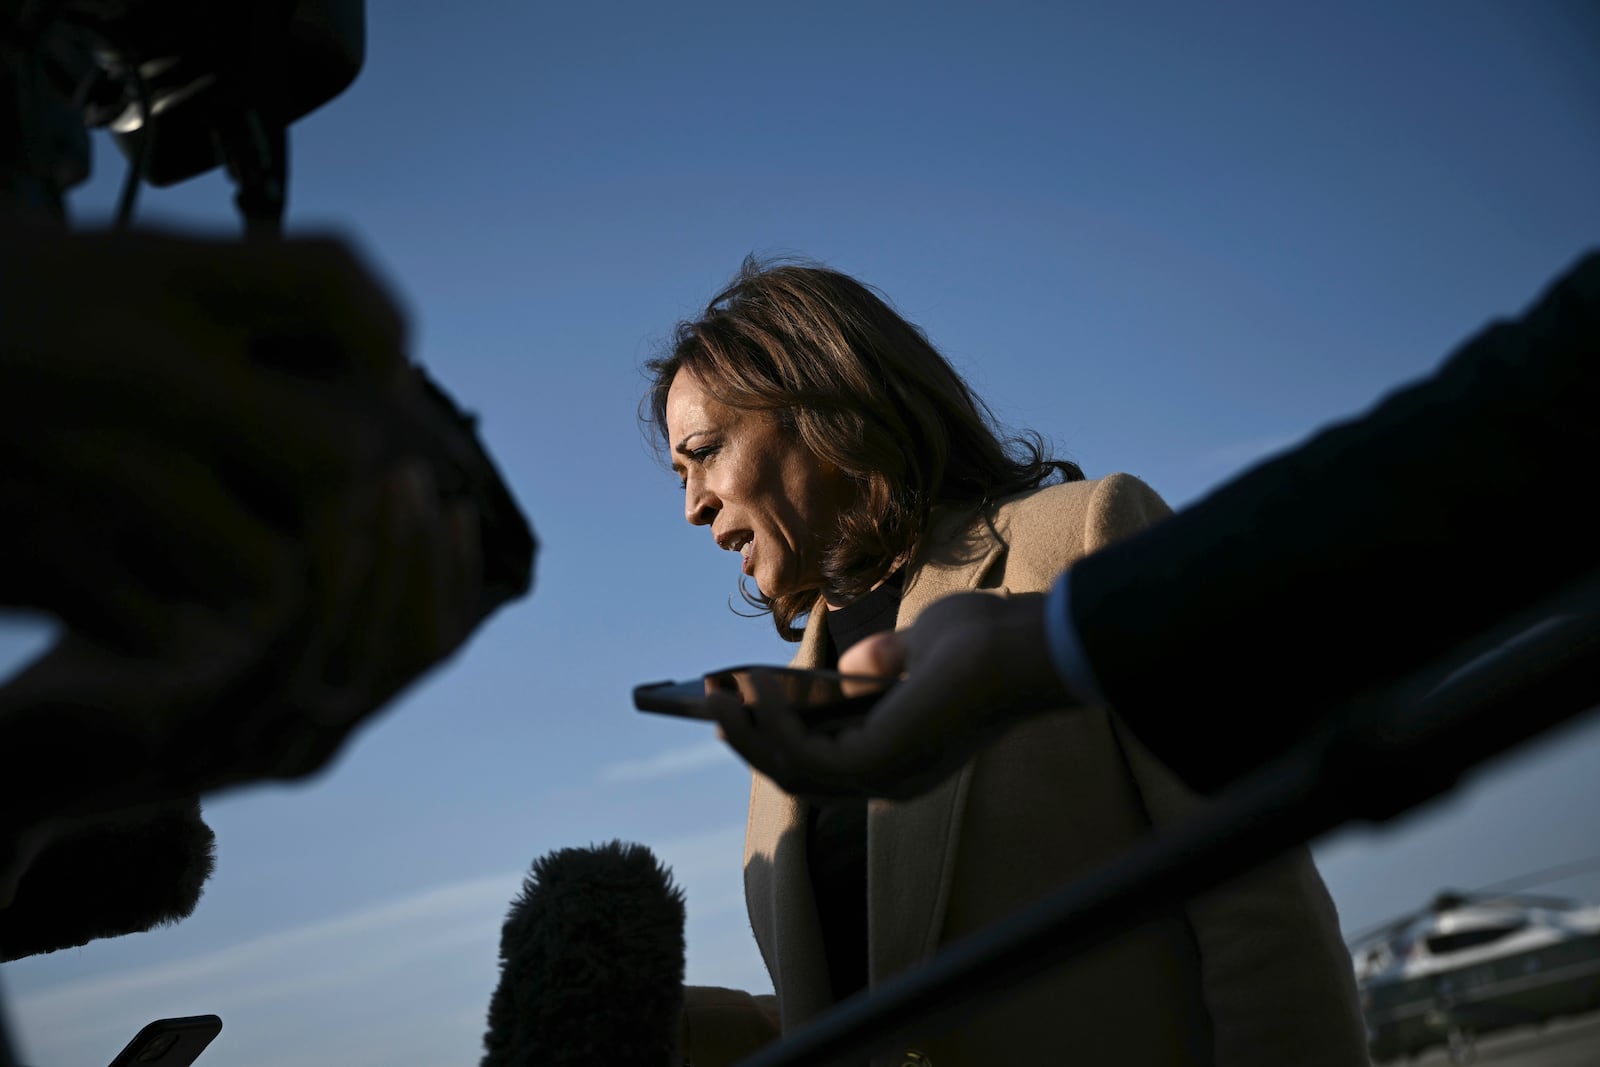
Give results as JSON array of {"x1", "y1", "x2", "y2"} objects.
[{"x1": 741, "y1": 541, "x2": 754, "y2": 576}]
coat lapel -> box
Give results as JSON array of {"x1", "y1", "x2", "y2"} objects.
[
  {"x1": 744, "y1": 601, "x2": 837, "y2": 1025},
  {"x1": 869, "y1": 506, "x2": 1009, "y2": 983}
]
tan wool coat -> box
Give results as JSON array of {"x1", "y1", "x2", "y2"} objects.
[{"x1": 683, "y1": 474, "x2": 1371, "y2": 1067}]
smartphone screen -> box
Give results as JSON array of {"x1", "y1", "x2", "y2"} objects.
[{"x1": 634, "y1": 666, "x2": 894, "y2": 730}]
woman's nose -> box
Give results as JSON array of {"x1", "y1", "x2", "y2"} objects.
[{"x1": 685, "y1": 482, "x2": 718, "y2": 526}]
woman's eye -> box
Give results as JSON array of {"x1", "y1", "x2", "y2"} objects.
[{"x1": 677, "y1": 444, "x2": 719, "y2": 489}]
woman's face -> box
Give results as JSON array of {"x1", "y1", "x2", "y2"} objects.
[{"x1": 665, "y1": 368, "x2": 854, "y2": 600}]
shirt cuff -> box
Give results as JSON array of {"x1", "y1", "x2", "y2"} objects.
[{"x1": 1045, "y1": 570, "x2": 1109, "y2": 708}]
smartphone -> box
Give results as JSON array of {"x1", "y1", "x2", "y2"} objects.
[
  {"x1": 105, "y1": 1015, "x2": 221, "y2": 1067},
  {"x1": 634, "y1": 665, "x2": 895, "y2": 731}
]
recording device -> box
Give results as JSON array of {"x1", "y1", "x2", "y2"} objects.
[
  {"x1": 105, "y1": 1015, "x2": 221, "y2": 1067},
  {"x1": 482, "y1": 842, "x2": 686, "y2": 1067},
  {"x1": 0, "y1": 798, "x2": 214, "y2": 962},
  {"x1": 3, "y1": 0, "x2": 365, "y2": 231},
  {"x1": 1, "y1": 0, "x2": 537, "y2": 623},
  {"x1": 634, "y1": 665, "x2": 897, "y2": 731},
  {"x1": 371, "y1": 366, "x2": 536, "y2": 626},
  {"x1": 0, "y1": 0, "x2": 535, "y2": 968}
]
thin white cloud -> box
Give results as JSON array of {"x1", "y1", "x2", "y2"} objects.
[
  {"x1": 12, "y1": 871, "x2": 520, "y2": 1031},
  {"x1": 597, "y1": 740, "x2": 733, "y2": 783}
]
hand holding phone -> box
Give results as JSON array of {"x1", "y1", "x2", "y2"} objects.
[{"x1": 634, "y1": 666, "x2": 895, "y2": 732}]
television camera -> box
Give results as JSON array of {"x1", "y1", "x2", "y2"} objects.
[
  {"x1": 0, "y1": 0, "x2": 534, "y2": 987},
  {"x1": 2, "y1": 0, "x2": 535, "y2": 644},
  {"x1": 5, "y1": 0, "x2": 359, "y2": 232}
]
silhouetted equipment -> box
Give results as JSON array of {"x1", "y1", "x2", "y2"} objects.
[
  {"x1": 483, "y1": 842, "x2": 687, "y2": 1067},
  {"x1": 2, "y1": 0, "x2": 537, "y2": 686},
  {"x1": 0, "y1": 0, "x2": 535, "y2": 988},
  {"x1": 0, "y1": 798, "x2": 214, "y2": 962},
  {"x1": 3, "y1": 0, "x2": 364, "y2": 232}
]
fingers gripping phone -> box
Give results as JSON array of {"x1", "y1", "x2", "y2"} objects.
[
  {"x1": 105, "y1": 1016, "x2": 221, "y2": 1067},
  {"x1": 634, "y1": 666, "x2": 895, "y2": 732}
]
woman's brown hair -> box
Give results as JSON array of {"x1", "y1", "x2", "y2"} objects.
[{"x1": 644, "y1": 256, "x2": 1082, "y2": 640}]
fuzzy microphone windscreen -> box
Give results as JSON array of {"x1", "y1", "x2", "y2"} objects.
[
  {"x1": 481, "y1": 840, "x2": 686, "y2": 1067},
  {"x1": 0, "y1": 798, "x2": 215, "y2": 962}
]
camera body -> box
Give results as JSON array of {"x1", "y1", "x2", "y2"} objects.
[
  {"x1": 1, "y1": 0, "x2": 535, "y2": 622},
  {"x1": 0, "y1": 0, "x2": 535, "y2": 972},
  {"x1": 3, "y1": 0, "x2": 362, "y2": 226}
]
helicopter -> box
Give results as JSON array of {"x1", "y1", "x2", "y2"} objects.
[{"x1": 1348, "y1": 872, "x2": 1600, "y2": 1064}]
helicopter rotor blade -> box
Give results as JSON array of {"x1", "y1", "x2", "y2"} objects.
[
  {"x1": 1344, "y1": 854, "x2": 1600, "y2": 949},
  {"x1": 1346, "y1": 906, "x2": 1433, "y2": 949},
  {"x1": 1472, "y1": 852, "x2": 1600, "y2": 898}
]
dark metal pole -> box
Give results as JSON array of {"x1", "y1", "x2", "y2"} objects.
[{"x1": 736, "y1": 570, "x2": 1600, "y2": 1067}]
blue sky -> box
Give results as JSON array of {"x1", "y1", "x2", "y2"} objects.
[{"x1": 4, "y1": 2, "x2": 1600, "y2": 1064}]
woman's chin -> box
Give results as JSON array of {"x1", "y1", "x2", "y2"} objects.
[
  {"x1": 751, "y1": 569, "x2": 796, "y2": 601},
  {"x1": 753, "y1": 572, "x2": 825, "y2": 604}
]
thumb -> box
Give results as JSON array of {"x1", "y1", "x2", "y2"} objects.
[{"x1": 839, "y1": 631, "x2": 905, "y2": 678}]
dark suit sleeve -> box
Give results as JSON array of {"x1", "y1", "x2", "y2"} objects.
[{"x1": 1070, "y1": 250, "x2": 1600, "y2": 792}]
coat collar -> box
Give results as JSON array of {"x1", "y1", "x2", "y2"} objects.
[{"x1": 745, "y1": 502, "x2": 1011, "y2": 1014}]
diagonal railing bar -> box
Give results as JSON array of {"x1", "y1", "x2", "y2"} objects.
[{"x1": 736, "y1": 569, "x2": 1600, "y2": 1067}]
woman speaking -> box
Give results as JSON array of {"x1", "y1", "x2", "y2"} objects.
[{"x1": 643, "y1": 259, "x2": 1369, "y2": 1067}]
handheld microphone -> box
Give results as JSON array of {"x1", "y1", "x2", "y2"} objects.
[{"x1": 482, "y1": 841, "x2": 686, "y2": 1067}]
